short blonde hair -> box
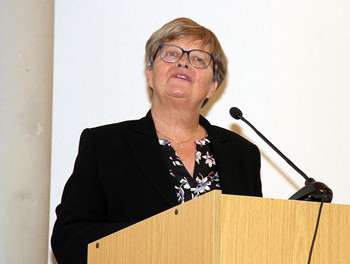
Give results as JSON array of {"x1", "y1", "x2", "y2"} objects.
[{"x1": 145, "y1": 17, "x2": 228, "y2": 89}]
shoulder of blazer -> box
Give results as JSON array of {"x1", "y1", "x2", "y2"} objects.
[{"x1": 82, "y1": 111, "x2": 155, "y2": 142}]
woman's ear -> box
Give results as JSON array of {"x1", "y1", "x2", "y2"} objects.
[
  {"x1": 206, "y1": 81, "x2": 218, "y2": 99},
  {"x1": 146, "y1": 68, "x2": 153, "y2": 88}
]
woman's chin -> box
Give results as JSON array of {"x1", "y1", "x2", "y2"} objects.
[{"x1": 167, "y1": 90, "x2": 189, "y2": 99}]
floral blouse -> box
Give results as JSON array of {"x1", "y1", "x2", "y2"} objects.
[{"x1": 158, "y1": 136, "x2": 220, "y2": 204}]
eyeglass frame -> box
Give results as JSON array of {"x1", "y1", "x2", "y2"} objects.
[{"x1": 152, "y1": 44, "x2": 215, "y2": 72}]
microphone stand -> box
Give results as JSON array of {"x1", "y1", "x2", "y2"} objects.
[{"x1": 229, "y1": 107, "x2": 333, "y2": 202}]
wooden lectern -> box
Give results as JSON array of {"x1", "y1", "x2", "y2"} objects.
[{"x1": 88, "y1": 191, "x2": 350, "y2": 263}]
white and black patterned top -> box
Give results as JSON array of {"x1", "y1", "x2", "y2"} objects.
[{"x1": 158, "y1": 136, "x2": 220, "y2": 204}]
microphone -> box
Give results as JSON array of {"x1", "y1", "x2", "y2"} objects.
[{"x1": 229, "y1": 107, "x2": 333, "y2": 202}]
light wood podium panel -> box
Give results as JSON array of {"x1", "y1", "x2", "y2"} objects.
[{"x1": 88, "y1": 191, "x2": 350, "y2": 263}]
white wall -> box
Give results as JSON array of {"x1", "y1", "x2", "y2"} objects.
[
  {"x1": 267, "y1": 0, "x2": 350, "y2": 202},
  {"x1": 0, "y1": 0, "x2": 53, "y2": 263},
  {"x1": 50, "y1": 0, "x2": 350, "y2": 262}
]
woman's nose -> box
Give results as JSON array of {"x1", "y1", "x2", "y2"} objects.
[{"x1": 177, "y1": 54, "x2": 190, "y2": 69}]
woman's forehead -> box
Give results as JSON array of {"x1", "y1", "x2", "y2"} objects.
[{"x1": 163, "y1": 37, "x2": 212, "y2": 52}]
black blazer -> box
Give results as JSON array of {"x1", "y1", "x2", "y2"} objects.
[{"x1": 51, "y1": 111, "x2": 262, "y2": 263}]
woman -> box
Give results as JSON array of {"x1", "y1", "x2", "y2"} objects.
[{"x1": 51, "y1": 17, "x2": 262, "y2": 263}]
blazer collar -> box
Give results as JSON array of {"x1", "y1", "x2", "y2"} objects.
[
  {"x1": 199, "y1": 115, "x2": 239, "y2": 195},
  {"x1": 125, "y1": 111, "x2": 179, "y2": 207}
]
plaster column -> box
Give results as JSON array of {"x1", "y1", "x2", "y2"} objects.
[{"x1": 0, "y1": 1, "x2": 54, "y2": 263}]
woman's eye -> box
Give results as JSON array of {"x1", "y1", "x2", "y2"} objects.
[
  {"x1": 193, "y1": 57, "x2": 205, "y2": 64},
  {"x1": 167, "y1": 51, "x2": 178, "y2": 57}
]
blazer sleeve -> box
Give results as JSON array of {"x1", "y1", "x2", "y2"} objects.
[
  {"x1": 51, "y1": 129, "x2": 136, "y2": 264},
  {"x1": 251, "y1": 144, "x2": 263, "y2": 197}
]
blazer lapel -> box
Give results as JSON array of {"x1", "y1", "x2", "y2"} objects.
[
  {"x1": 125, "y1": 111, "x2": 179, "y2": 207},
  {"x1": 200, "y1": 116, "x2": 240, "y2": 194}
]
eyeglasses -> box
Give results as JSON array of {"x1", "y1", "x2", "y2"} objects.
[{"x1": 154, "y1": 44, "x2": 214, "y2": 69}]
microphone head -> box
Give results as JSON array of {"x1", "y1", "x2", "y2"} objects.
[{"x1": 229, "y1": 107, "x2": 243, "y2": 120}]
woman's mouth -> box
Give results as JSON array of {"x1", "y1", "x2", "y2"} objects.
[{"x1": 172, "y1": 73, "x2": 191, "y2": 81}]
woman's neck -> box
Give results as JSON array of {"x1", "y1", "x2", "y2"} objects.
[{"x1": 151, "y1": 104, "x2": 201, "y2": 141}]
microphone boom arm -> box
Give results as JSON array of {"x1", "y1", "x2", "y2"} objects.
[{"x1": 230, "y1": 107, "x2": 333, "y2": 202}]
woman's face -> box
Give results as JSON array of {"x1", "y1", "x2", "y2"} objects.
[{"x1": 147, "y1": 37, "x2": 218, "y2": 109}]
